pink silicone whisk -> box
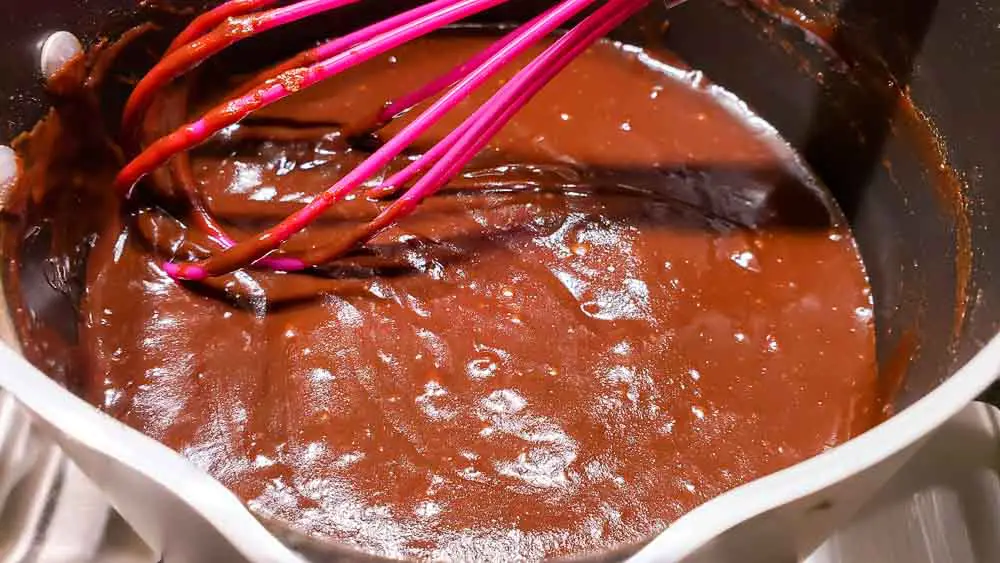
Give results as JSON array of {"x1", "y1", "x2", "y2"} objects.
[{"x1": 116, "y1": 0, "x2": 674, "y2": 280}]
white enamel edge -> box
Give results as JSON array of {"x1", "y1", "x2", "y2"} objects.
[
  {"x1": 629, "y1": 332, "x2": 1000, "y2": 562},
  {"x1": 0, "y1": 344, "x2": 305, "y2": 563}
]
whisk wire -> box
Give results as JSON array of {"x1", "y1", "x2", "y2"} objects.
[
  {"x1": 115, "y1": 0, "x2": 512, "y2": 195},
  {"x1": 302, "y1": 0, "x2": 651, "y2": 268},
  {"x1": 119, "y1": 0, "x2": 656, "y2": 281},
  {"x1": 163, "y1": 0, "x2": 602, "y2": 280},
  {"x1": 125, "y1": 0, "x2": 365, "y2": 132},
  {"x1": 166, "y1": 0, "x2": 281, "y2": 53},
  {"x1": 238, "y1": 0, "x2": 487, "y2": 103}
]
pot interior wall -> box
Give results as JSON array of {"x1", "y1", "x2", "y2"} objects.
[
  {"x1": 0, "y1": 0, "x2": 997, "y2": 491},
  {"x1": 655, "y1": 0, "x2": 1000, "y2": 410}
]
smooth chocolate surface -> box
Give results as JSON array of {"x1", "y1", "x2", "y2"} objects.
[{"x1": 9, "y1": 32, "x2": 877, "y2": 561}]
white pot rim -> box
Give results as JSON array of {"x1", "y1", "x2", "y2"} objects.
[
  {"x1": 630, "y1": 332, "x2": 1000, "y2": 562},
  {"x1": 1, "y1": 331, "x2": 998, "y2": 563}
]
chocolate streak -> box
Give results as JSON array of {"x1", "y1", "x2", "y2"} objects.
[{"x1": 7, "y1": 31, "x2": 877, "y2": 561}]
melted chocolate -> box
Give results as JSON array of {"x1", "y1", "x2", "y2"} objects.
[{"x1": 8, "y1": 32, "x2": 877, "y2": 561}]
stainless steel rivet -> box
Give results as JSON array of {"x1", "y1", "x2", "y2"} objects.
[
  {"x1": 40, "y1": 31, "x2": 83, "y2": 81},
  {"x1": 0, "y1": 146, "x2": 19, "y2": 206}
]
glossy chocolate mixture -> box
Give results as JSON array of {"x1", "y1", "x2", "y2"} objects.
[{"x1": 7, "y1": 32, "x2": 878, "y2": 561}]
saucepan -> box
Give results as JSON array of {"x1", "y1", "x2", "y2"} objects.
[{"x1": 0, "y1": 0, "x2": 998, "y2": 561}]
